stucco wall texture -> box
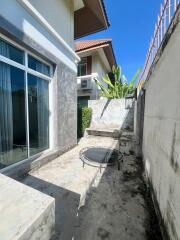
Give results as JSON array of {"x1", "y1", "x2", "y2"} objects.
[
  {"x1": 142, "y1": 18, "x2": 180, "y2": 240},
  {"x1": 88, "y1": 99, "x2": 134, "y2": 131},
  {"x1": 53, "y1": 62, "x2": 77, "y2": 149}
]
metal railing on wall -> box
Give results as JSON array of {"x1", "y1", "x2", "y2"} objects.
[{"x1": 139, "y1": 0, "x2": 180, "y2": 85}]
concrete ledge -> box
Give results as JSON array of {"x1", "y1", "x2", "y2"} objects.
[
  {"x1": 1, "y1": 144, "x2": 76, "y2": 180},
  {"x1": 0, "y1": 174, "x2": 55, "y2": 240},
  {"x1": 86, "y1": 128, "x2": 121, "y2": 138}
]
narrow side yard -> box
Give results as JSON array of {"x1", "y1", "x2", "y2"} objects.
[{"x1": 20, "y1": 135, "x2": 162, "y2": 240}]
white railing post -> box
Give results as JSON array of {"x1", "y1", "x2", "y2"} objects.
[
  {"x1": 157, "y1": 15, "x2": 160, "y2": 47},
  {"x1": 161, "y1": 5, "x2": 163, "y2": 41},
  {"x1": 150, "y1": 39, "x2": 153, "y2": 64},
  {"x1": 174, "y1": 0, "x2": 177, "y2": 11},
  {"x1": 138, "y1": 0, "x2": 180, "y2": 86},
  {"x1": 164, "y1": 1, "x2": 167, "y2": 34},
  {"x1": 154, "y1": 24, "x2": 157, "y2": 54},
  {"x1": 169, "y1": 0, "x2": 171, "y2": 24}
]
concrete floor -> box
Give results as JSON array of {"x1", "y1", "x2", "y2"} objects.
[
  {"x1": 21, "y1": 135, "x2": 162, "y2": 240},
  {"x1": 75, "y1": 156, "x2": 149, "y2": 240}
]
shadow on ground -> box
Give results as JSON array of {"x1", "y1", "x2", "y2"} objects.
[
  {"x1": 22, "y1": 151, "x2": 162, "y2": 240},
  {"x1": 23, "y1": 175, "x2": 80, "y2": 240}
]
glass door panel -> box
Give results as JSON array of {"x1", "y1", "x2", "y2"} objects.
[
  {"x1": 0, "y1": 62, "x2": 27, "y2": 168},
  {"x1": 28, "y1": 74, "x2": 49, "y2": 156}
]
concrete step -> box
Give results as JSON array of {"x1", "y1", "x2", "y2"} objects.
[
  {"x1": 0, "y1": 174, "x2": 55, "y2": 240},
  {"x1": 86, "y1": 128, "x2": 121, "y2": 138}
]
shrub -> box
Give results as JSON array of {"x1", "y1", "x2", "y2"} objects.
[{"x1": 77, "y1": 107, "x2": 92, "y2": 138}]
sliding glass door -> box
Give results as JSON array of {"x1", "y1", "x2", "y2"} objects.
[
  {"x1": 28, "y1": 74, "x2": 49, "y2": 156},
  {"x1": 0, "y1": 63, "x2": 27, "y2": 168},
  {"x1": 0, "y1": 36, "x2": 51, "y2": 169}
]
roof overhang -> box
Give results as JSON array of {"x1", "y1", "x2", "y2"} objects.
[
  {"x1": 74, "y1": 0, "x2": 84, "y2": 11},
  {"x1": 103, "y1": 43, "x2": 117, "y2": 69},
  {"x1": 74, "y1": 0, "x2": 110, "y2": 39},
  {"x1": 75, "y1": 40, "x2": 117, "y2": 69},
  {"x1": 97, "y1": 48, "x2": 111, "y2": 72}
]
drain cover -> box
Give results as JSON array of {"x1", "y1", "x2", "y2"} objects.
[{"x1": 80, "y1": 147, "x2": 121, "y2": 168}]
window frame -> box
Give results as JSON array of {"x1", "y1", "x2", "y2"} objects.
[
  {"x1": 78, "y1": 57, "x2": 87, "y2": 76},
  {"x1": 0, "y1": 33, "x2": 53, "y2": 164}
]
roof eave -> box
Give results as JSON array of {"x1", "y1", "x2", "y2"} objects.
[
  {"x1": 74, "y1": 0, "x2": 110, "y2": 39},
  {"x1": 75, "y1": 42, "x2": 111, "y2": 53},
  {"x1": 76, "y1": 41, "x2": 117, "y2": 69}
]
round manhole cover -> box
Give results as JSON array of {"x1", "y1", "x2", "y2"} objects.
[{"x1": 80, "y1": 147, "x2": 122, "y2": 168}]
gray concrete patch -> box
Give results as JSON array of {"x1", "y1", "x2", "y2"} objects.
[
  {"x1": 21, "y1": 136, "x2": 118, "y2": 240},
  {"x1": 20, "y1": 135, "x2": 162, "y2": 240},
  {"x1": 88, "y1": 99, "x2": 134, "y2": 132},
  {"x1": 74, "y1": 154, "x2": 162, "y2": 240},
  {"x1": 85, "y1": 128, "x2": 121, "y2": 139}
]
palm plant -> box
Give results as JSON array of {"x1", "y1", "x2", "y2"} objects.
[{"x1": 95, "y1": 66, "x2": 142, "y2": 99}]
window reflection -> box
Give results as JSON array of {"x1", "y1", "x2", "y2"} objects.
[
  {"x1": 0, "y1": 38, "x2": 24, "y2": 65},
  {"x1": 28, "y1": 55, "x2": 50, "y2": 76},
  {"x1": 78, "y1": 57, "x2": 87, "y2": 76},
  {"x1": 0, "y1": 62, "x2": 27, "y2": 168},
  {"x1": 28, "y1": 74, "x2": 49, "y2": 156},
  {"x1": 0, "y1": 37, "x2": 50, "y2": 169}
]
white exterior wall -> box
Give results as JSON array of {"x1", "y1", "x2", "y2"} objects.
[
  {"x1": 92, "y1": 53, "x2": 109, "y2": 98},
  {"x1": 29, "y1": 0, "x2": 74, "y2": 48},
  {"x1": 0, "y1": 0, "x2": 78, "y2": 172},
  {"x1": 92, "y1": 53, "x2": 108, "y2": 81},
  {"x1": 142, "y1": 20, "x2": 180, "y2": 239},
  {"x1": 0, "y1": 0, "x2": 77, "y2": 72},
  {"x1": 77, "y1": 50, "x2": 110, "y2": 100}
]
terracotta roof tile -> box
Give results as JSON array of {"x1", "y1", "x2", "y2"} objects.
[{"x1": 75, "y1": 39, "x2": 112, "y2": 52}]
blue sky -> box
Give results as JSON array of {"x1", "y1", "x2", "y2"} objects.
[{"x1": 81, "y1": 0, "x2": 163, "y2": 81}]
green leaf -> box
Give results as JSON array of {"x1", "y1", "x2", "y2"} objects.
[
  {"x1": 115, "y1": 66, "x2": 121, "y2": 82},
  {"x1": 129, "y1": 67, "x2": 142, "y2": 88},
  {"x1": 112, "y1": 65, "x2": 116, "y2": 74},
  {"x1": 102, "y1": 75, "x2": 114, "y2": 88},
  {"x1": 122, "y1": 75, "x2": 128, "y2": 84},
  {"x1": 96, "y1": 65, "x2": 142, "y2": 100},
  {"x1": 95, "y1": 79, "x2": 109, "y2": 95}
]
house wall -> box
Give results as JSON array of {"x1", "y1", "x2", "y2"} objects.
[
  {"x1": 91, "y1": 53, "x2": 109, "y2": 99},
  {"x1": 0, "y1": 0, "x2": 77, "y2": 174},
  {"x1": 0, "y1": 0, "x2": 76, "y2": 70},
  {"x1": 29, "y1": 0, "x2": 74, "y2": 48},
  {"x1": 142, "y1": 18, "x2": 180, "y2": 239},
  {"x1": 77, "y1": 52, "x2": 109, "y2": 100},
  {"x1": 92, "y1": 53, "x2": 108, "y2": 80}
]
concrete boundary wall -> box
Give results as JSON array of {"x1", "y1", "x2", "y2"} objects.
[
  {"x1": 88, "y1": 99, "x2": 134, "y2": 131},
  {"x1": 141, "y1": 10, "x2": 180, "y2": 240}
]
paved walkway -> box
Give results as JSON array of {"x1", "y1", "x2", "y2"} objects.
[
  {"x1": 21, "y1": 135, "x2": 162, "y2": 240},
  {"x1": 22, "y1": 136, "x2": 118, "y2": 240}
]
